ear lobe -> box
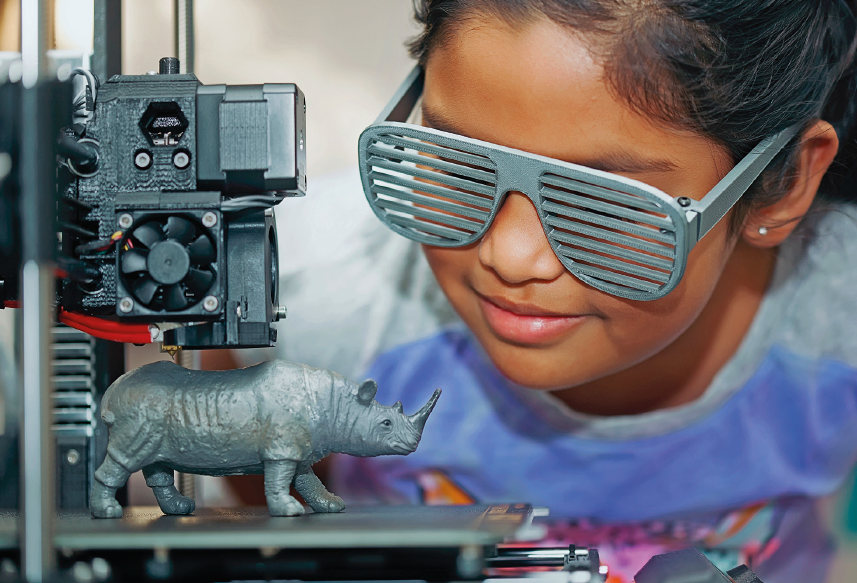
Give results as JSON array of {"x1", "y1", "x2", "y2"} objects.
[
  {"x1": 357, "y1": 379, "x2": 378, "y2": 405},
  {"x1": 742, "y1": 120, "x2": 839, "y2": 248}
]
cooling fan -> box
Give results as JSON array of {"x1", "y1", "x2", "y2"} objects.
[{"x1": 119, "y1": 215, "x2": 218, "y2": 312}]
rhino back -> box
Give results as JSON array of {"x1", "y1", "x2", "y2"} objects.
[{"x1": 104, "y1": 361, "x2": 272, "y2": 469}]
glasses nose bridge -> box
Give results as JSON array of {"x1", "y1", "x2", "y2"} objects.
[{"x1": 492, "y1": 152, "x2": 544, "y2": 209}]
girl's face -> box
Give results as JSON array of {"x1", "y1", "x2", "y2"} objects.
[{"x1": 421, "y1": 16, "x2": 775, "y2": 405}]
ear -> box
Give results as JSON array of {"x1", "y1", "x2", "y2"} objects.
[
  {"x1": 357, "y1": 379, "x2": 378, "y2": 405},
  {"x1": 742, "y1": 120, "x2": 839, "y2": 248}
]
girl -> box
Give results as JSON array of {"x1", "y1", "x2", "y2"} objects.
[{"x1": 256, "y1": 1, "x2": 857, "y2": 581}]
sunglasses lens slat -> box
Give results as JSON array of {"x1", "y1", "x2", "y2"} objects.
[
  {"x1": 542, "y1": 186, "x2": 674, "y2": 230},
  {"x1": 376, "y1": 134, "x2": 496, "y2": 172},
  {"x1": 544, "y1": 215, "x2": 675, "y2": 258},
  {"x1": 539, "y1": 172, "x2": 679, "y2": 297},
  {"x1": 369, "y1": 142, "x2": 496, "y2": 184},
  {"x1": 372, "y1": 184, "x2": 491, "y2": 222},
  {"x1": 542, "y1": 201, "x2": 675, "y2": 244},
  {"x1": 386, "y1": 213, "x2": 474, "y2": 242},
  {"x1": 555, "y1": 246, "x2": 671, "y2": 283},
  {"x1": 369, "y1": 170, "x2": 494, "y2": 208},
  {"x1": 541, "y1": 174, "x2": 663, "y2": 212},
  {"x1": 375, "y1": 198, "x2": 485, "y2": 232},
  {"x1": 571, "y1": 263, "x2": 664, "y2": 293},
  {"x1": 370, "y1": 156, "x2": 496, "y2": 197},
  {"x1": 550, "y1": 230, "x2": 674, "y2": 270}
]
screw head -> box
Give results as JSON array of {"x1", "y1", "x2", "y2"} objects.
[
  {"x1": 677, "y1": 196, "x2": 692, "y2": 207},
  {"x1": 72, "y1": 561, "x2": 94, "y2": 583},
  {"x1": 91, "y1": 558, "x2": 112, "y2": 582},
  {"x1": 119, "y1": 297, "x2": 134, "y2": 313},
  {"x1": 201, "y1": 212, "x2": 217, "y2": 227},
  {"x1": 202, "y1": 295, "x2": 219, "y2": 312},
  {"x1": 275, "y1": 305, "x2": 287, "y2": 321},
  {"x1": 134, "y1": 150, "x2": 152, "y2": 170},
  {"x1": 118, "y1": 213, "x2": 134, "y2": 229},
  {"x1": 66, "y1": 449, "x2": 80, "y2": 466},
  {"x1": 173, "y1": 150, "x2": 190, "y2": 169}
]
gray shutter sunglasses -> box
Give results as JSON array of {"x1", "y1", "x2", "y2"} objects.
[{"x1": 358, "y1": 66, "x2": 800, "y2": 301}]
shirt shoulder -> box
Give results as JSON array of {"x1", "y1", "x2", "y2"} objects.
[{"x1": 765, "y1": 203, "x2": 857, "y2": 365}]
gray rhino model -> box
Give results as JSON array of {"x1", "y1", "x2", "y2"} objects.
[{"x1": 90, "y1": 360, "x2": 440, "y2": 518}]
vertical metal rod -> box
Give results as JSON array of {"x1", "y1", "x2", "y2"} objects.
[
  {"x1": 21, "y1": 263, "x2": 55, "y2": 582},
  {"x1": 20, "y1": 0, "x2": 50, "y2": 88},
  {"x1": 93, "y1": 0, "x2": 122, "y2": 82},
  {"x1": 20, "y1": 0, "x2": 56, "y2": 580},
  {"x1": 174, "y1": 0, "x2": 194, "y2": 74}
]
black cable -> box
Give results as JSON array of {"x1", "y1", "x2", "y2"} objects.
[
  {"x1": 61, "y1": 197, "x2": 93, "y2": 212},
  {"x1": 57, "y1": 256, "x2": 102, "y2": 283},
  {"x1": 59, "y1": 221, "x2": 97, "y2": 239},
  {"x1": 57, "y1": 134, "x2": 98, "y2": 166}
]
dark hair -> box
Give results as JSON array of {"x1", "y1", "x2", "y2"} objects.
[{"x1": 409, "y1": 0, "x2": 857, "y2": 228}]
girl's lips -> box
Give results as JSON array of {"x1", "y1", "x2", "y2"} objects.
[{"x1": 477, "y1": 295, "x2": 587, "y2": 345}]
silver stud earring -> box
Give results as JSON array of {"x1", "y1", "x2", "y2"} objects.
[{"x1": 758, "y1": 226, "x2": 768, "y2": 236}]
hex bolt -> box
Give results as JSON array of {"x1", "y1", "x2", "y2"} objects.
[
  {"x1": 677, "y1": 197, "x2": 692, "y2": 207},
  {"x1": 118, "y1": 213, "x2": 134, "y2": 229},
  {"x1": 202, "y1": 212, "x2": 217, "y2": 228},
  {"x1": 134, "y1": 150, "x2": 152, "y2": 170},
  {"x1": 119, "y1": 297, "x2": 134, "y2": 313},
  {"x1": 173, "y1": 150, "x2": 190, "y2": 169},
  {"x1": 202, "y1": 295, "x2": 220, "y2": 312},
  {"x1": 66, "y1": 449, "x2": 81, "y2": 466}
]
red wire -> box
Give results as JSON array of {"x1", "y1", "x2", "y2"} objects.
[
  {"x1": 2, "y1": 300, "x2": 153, "y2": 343},
  {"x1": 59, "y1": 310, "x2": 152, "y2": 344}
]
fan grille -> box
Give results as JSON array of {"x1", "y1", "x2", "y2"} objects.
[{"x1": 119, "y1": 215, "x2": 217, "y2": 312}]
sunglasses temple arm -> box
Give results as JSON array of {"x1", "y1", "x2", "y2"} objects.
[
  {"x1": 689, "y1": 123, "x2": 802, "y2": 242},
  {"x1": 375, "y1": 65, "x2": 425, "y2": 125}
]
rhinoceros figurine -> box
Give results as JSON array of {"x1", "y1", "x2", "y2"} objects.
[{"x1": 89, "y1": 359, "x2": 440, "y2": 518}]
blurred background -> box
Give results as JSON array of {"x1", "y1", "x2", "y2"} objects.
[{"x1": 0, "y1": 1, "x2": 856, "y2": 581}]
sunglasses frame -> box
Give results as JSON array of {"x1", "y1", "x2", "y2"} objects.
[{"x1": 359, "y1": 66, "x2": 801, "y2": 301}]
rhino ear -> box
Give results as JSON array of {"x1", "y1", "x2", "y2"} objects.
[{"x1": 357, "y1": 379, "x2": 378, "y2": 405}]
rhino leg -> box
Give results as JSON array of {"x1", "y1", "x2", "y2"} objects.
[
  {"x1": 294, "y1": 468, "x2": 345, "y2": 513},
  {"x1": 263, "y1": 460, "x2": 305, "y2": 516},
  {"x1": 143, "y1": 463, "x2": 195, "y2": 515},
  {"x1": 90, "y1": 454, "x2": 130, "y2": 519}
]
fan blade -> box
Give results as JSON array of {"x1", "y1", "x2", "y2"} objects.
[
  {"x1": 132, "y1": 223, "x2": 165, "y2": 249},
  {"x1": 187, "y1": 235, "x2": 216, "y2": 265},
  {"x1": 132, "y1": 277, "x2": 159, "y2": 305},
  {"x1": 162, "y1": 284, "x2": 189, "y2": 311},
  {"x1": 184, "y1": 268, "x2": 215, "y2": 297},
  {"x1": 121, "y1": 249, "x2": 149, "y2": 274},
  {"x1": 166, "y1": 216, "x2": 195, "y2": 245}
]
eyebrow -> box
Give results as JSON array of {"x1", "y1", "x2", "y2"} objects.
[{"x1": 421, "y1": 106, "x2": 678, "y2": 175}]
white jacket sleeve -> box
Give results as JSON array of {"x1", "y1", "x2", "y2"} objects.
[{"x1": 234, "y1": 169, "x2": 458, "y2": 379}]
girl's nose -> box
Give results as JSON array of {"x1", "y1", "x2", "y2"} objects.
[{"x1": 478, "y1": 192, "x2": 566, "y2": 284}]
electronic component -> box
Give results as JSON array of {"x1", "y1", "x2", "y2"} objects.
[{"x1": 1, "y1": 57, "x2": 307, "y2": 349}]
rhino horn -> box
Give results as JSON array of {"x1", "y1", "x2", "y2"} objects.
[
  {"x1": 393, "y1": 401, "x2": 403, "y2": 413},
  {"x1": 408, "y1": 389, "x2": 441, "y2": 433},
  {"x1": 357, "y1": 379, "x2": 378, "y2": 405}
]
